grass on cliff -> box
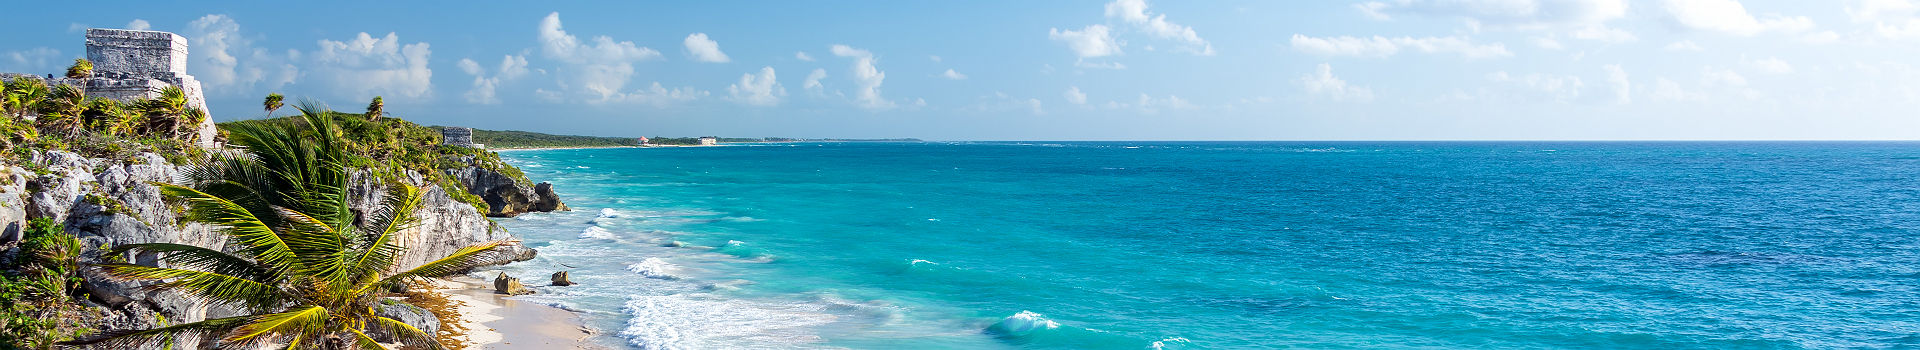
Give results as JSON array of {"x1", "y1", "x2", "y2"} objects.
[{"x1": 220, "y1": 108, "x2": 534, "y2": 213}]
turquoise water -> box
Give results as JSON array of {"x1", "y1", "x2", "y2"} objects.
[{"x1": 486, "y1": 142, "x2": 1920, "y2": 349}]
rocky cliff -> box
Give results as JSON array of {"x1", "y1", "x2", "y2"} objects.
[
  {"x1": 0, "y1": 150, "x2": 534, "y2": 349},
  {"x1": 446, "y1": 165, "x2": 568, "y2": 217}
]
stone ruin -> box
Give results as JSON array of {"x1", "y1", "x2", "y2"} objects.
[
  {"x1": 0, "y1": 28, "x2": 216, "y2": 148},
  {"x1": 441, "y1": 127, "x2": 483, "y2": 148}
]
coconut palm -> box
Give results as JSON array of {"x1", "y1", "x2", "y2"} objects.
[
  {"x1": 37, "y1": 84, "x2": 88, "y2": 137},
  {"x1": 65, "y1": 58, "x2": 93, "y2": 81},
  {"x1": 67, "y1": 105, "x2": 514, "y2": 349},
  {"x1": 135, "y1": 86, "x2": 189, "y2": 139},
  {"x1": 4, "y1": 78, "x2": 51, "y2": 120},
  {"x1": 81, "y1": 97, "x2": 132, "y2": 137},
  {"x1": 364, "y1": 96, "x2": 383, "y2": 121},
  {"x1": 265, "y1": 93, "x2": 285, "y2": 118}
]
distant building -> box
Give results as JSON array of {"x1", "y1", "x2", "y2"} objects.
[
  {"x1": 638, "y1": 136, "x2": 650, "y2": 145},
  {"x1": 699, "y1": 137, "x2": 718, "y2": 146},
  {"x1": 441, "y1": 127, "x2": 484, "y2": 148}
]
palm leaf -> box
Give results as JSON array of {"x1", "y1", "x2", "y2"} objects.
[
  {"x1": 157, "y1": 184, "x2": 298, "y2": 273},
  {"x1": 57, "y1": 315, "x2": 253, "y2": 348},
  {"x1": 108, "y1": 243, "x2": 275, "y2": 281},
  {"x1": 348, "y1": 184, "x2": 422, "y2": 286},
  {"x1": 223, "y1": 305, "x2": 330, "y2": 344},
  {"x1": 369, "y1": 315, "x2": 444, "y2": 350},
  {"x1": 96, "y1": 264, "x2": 287, "y2": 311},
  {"x1": 364, "y1": 241, "x2": 510, "y2": 294}
]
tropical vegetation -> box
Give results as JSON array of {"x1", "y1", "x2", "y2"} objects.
[{"x1": 64, "y1": 107, "x2": 517, "y2": 349}]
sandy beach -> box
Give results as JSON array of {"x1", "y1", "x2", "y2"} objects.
[{"x1": 424, "y1": 277, "x2": 607, "y2": 350}]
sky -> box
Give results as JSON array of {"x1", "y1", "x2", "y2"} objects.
[{"x1": 2, "y1": 0, "x2": 1918, "y2": 140}]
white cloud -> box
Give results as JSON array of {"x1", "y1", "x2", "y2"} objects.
[
  {"x1": 1664, "y1": 40, "x2": 1705, "y2": 51},
  {"x1": 1065, "y1": 86, "x2": 1088, "y2": 104},
  {"x1": 1603, "y1": 64, "x2": 1631, "y2": 104},
  {"x1": 1650, "y1": 77, "x2": 1701, "y2": 101},
  {"x1": 727, "y1": 66, "x2": 786, "y2": 106},
  {"x1": 1846, "y1": 0, "x2": 1920, "y2": 40},
  {"x1": 1570, "y1": 25, "x2": 1637, "y2": 43},
  {"x1": 1486, "y1": 70, "x2": 1586, "y2": 102},
  {"x1": 126, "y1": 19, "x2": 151, "y2": 31},
  {"x1": 1358, "y1": 0, "x2": 1629, "y2": 29},
  {"x1": 537, "y1": 12, "x2": 665, "y2": 103},
  {"x1": 1700, "y1": 66, "x2": 1747, "y2": 87},
  {"x1": 1743, "y1": 57, "x2": 1794, "y2": 74},
  {"x1": 930, "y1": 55, "x2": 943, "y2": 62},
  {"x1": 1659, "y1": 0, "x2": 1814, "y2": 36},
  {"x1": 1127, "y1": 94, "x2": 1194, "y2": 114},
  {"x1": 457, "y1": 55, "x2": 529, "y2": 104},
  {"x1": 1299, "y1": 64, "x2": 1375, "y2": 102},
  {"x1": 684, "y1": 33, "x2": 730, "y2": 63},
  {"x1": 183, "y1": 14, "x2": 299, "y2": 96},
  {"x1": 1290, "y1": 34, "x2": 1513, "y2": 59},
  {"x1": 1, "y1": 47, "x2": 62, "y2": 73},
  {"x1": 1049, "y1": 25, "x2": 1123, "y2": 60},
  {"x1": 1104, "y1": 0, "x2": 1214, "y2": 55},
  {"x1": 971, "y1": 92, "x2": 1047, "y2": 115},
  {"x1": 605, "y1": 82, "x2": 708, "y2": 107},
  {"x1": 311, "y1": 32, "x2": 435, "y2": 99},
  {"x1": 831, "y1": 44, "x2": 896, "y2": 110},
  {"x1": 940, "y1": 69, "x2": 967, "y2": 80},
  {"x1": 795, "y1": 51, "x2": 814, "y2": 61},
  {"x1": 803, "y1": 68, "x2": 827, "y2": 95}
]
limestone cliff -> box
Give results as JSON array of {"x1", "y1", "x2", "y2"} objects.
[
  {"x1": 446, "y1": 165, "x2": 569, "y2": 217},
  {"x1": 0, "y1": 150, "x2": 532, "y2": 349}
]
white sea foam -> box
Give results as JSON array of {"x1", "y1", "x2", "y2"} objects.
[
  {"x1": 619, "y1": 294, "x2": 835, "y2": 349},
  {"x1": 1150, "y1": 337, "x2": 1193, "y2": 349},
  {"x1": 990, "y1": 310, "x2": 1060, "y2": 336},
  {"x1": 579, "y1": 226, "x2": 618, "y2": 240},
  {"x1": 599, "y1": 208, "x2": 622, "y2": 218},
  {"x1": 626, "y1": 258, "x2": 681, "y2": 280}
]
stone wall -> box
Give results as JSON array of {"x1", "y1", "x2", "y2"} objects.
[
  {"x1": 441, "y1": 127, "x2": 483, "y2": 148},
  {"x1": 0, "y1": 28, "x2": 216, "y2": 148}
]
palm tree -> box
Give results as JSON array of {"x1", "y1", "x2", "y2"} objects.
[
  {"x1": 4, "y1": 78, "x2": 51, "y2": 120},
  {"x1": 364, "y1": 96, "x2": 383, "y2": 121},
  {"x1": 38, "y1": 84, "x2": 88, "y2": 137},
  {"x1": 68, "y1": 105, "x2": 514, "y2": 349},
  {"x1": 264, "y1": 93, "x2": 285, "y2": 118},
  {"x1": 65, "y1": 58, "x2": 93, "y2": 81},
  {"x1": 135, "y1": 86, "x2": 188, "y2": 139},
  {"x1": 82, "y1": 97, "x2": 131, "y2": 137}
]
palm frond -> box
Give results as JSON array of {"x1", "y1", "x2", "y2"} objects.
[
  {"x1": 108, "y1": 243, "x2": 275, "y2": 280},
  {"x1": 369, "y1": 315, "x2": 444, "y2": 350},
  {"x1": 96, "y1": 264, "x2": 287, "y2": 311},
  {"x1": 348, "y1": 184, "x2": 422, "y2": 286},
  {"x1": 365, "y1": 241, "x2": 510, "y2": 294},
  {"x1": 349, "y1": 327, "x2": 392, "y2": 350},
  {"x1": 157, "y1": 184, "x2": 297, "y2": 273},
  {"x1": 223, "y1": 305, "x2": 330, "y2": 344},
  {"x1": 57, "y1": 315, "x2": 252, "y2": 348}
]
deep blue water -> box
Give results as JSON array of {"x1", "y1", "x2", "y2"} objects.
[{"x1": 486, "y1": 142, "x2": 1920, "y2": 349}]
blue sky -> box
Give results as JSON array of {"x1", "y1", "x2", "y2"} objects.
[{"x1": 2, "y1": 0, "x2": 1917, "y2": 140}]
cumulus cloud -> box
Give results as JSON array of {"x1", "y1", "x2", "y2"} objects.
[
  {"x1": 1659, "y1": 0, "x2": 1814, "y2": 36},
  {"x1": 1290, "y1": 34, "x2": 1512, "y2": 59},
  {"x1": 1650, "y1": 77, "x2": 1701, "y2": 102},
  {"x1": 1065, "y1": 86, "x2": 1088, "y2": 104},
  {"x1": 1, "y1": 47, "x2": 62, "y2": 73},
  {"x1": 684, "y1": 33, "x2": 730, "y2": 63},
  {"x1": 183, "y1": 14, "x2": 299, "y2": 96},
  {"x1": 803, "y1": 68, "x2": 827, "y2": 95},
  {"x1": 940, "y1": 69, "x2": 967, "y2": 80},
  {"x1": 1049, "y1": 25, "x2": 1126, "y2": 68},
  {"x1": 1846, "y1": 0, "x2": 1920, "y2": 40},
  {"x1": 457, "y1": 55, "x2": 529, "y2": 104},
  {"x1": 1603, "y1": 64, "x2": 1631, "y2": 104},
  {"x1": 831, "y1": 45, "x2": 896, "y2": 110},
  {"x1": 126, "y1": 19, "x2": 151, "y2": 31},
  {"x1": 1299, "y1": 64, "x2": 1375, "y2": 102},
  {"x1": 310, "y1": 32, "x2": 434, "y2": 99},
  {"x1": 727, "y1": 66, "x2": 786, "y2": 106},
  {"x1": 795, "y1": 51, "x2": 814, "y2": 61},
  {"x1": 1104, "y1": 0, "x2": 1214, "y2": 55},
  {"x1": 537, "y1": 12, "x2": 665, "y2": 103}
]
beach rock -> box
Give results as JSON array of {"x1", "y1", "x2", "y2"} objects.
[
  {"x1": 551, "y1": 271, "x2": 575, "y2": 286},
  {"x1": 369, "y1": 300, "x2": 441, "y2": 342},
  {"x1": 0, "y1": 166, "x2": 28, "y2": 244},
  {"x1": 347, "y1": 170, "x2": 537, "y2": 271},
  {"x1": 494, "y1": 272, "x2": 535, "y2": 295},
  {"x1": 446, "y1": 166, "x2": 568, "y2": 217}
]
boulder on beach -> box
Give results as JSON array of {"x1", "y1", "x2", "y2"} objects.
[
  {"x1": 494, "y1": 272, "x2": 535, "y2": 295},
  {"x1": 551, "y1": 271, "x2": 575, "y2": 286}
]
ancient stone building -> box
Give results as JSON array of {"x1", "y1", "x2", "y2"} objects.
[
  {"x1": 0, "y1": 28, "x2": 216, "y2": 148},
  {"x1": 441, "y1": 127, "x2": 483, "y2": 148}
]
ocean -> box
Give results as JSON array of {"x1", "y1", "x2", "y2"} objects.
[{"x1": 483, "y1": 142, "x2": 1920, "y2": 349}]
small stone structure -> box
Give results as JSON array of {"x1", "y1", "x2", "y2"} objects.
[
  {"x1": 0, "y1": 28, "x2": 215, "y2": 148},
  {"x1": 699, "y1": 137, "x2": 718, "y2": 146},
  {"x1": 440, "y1": 127, "x2": 483, "y2": 148}
]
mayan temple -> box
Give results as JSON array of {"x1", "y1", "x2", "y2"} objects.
[{"x1": 0, "y1": 28, "x2": 216, "y2": 148}]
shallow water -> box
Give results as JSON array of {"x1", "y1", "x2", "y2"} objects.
[{"x1": 483, "y1": 142, "x2": 1920, "y2": 349}]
